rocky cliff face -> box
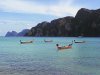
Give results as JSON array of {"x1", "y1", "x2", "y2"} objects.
[
  {"x1": 25, "y1": 8, "x2": 100, "y2": 37},
  {"x1": 25, "y1": 21, "x2": 49, "y2": 36},
  {"x1": 71, "y1": 8, "x2": 100, "y2": 37},
  {"x1": 5, "y1": 31, "x2": 17, "y2": 36},
  {"x1": 5, "y1": 29, "x2": 29, "y2": 37},
  {"x1": 17, "y1": 29, "x2": 29, "y2": 36},
  {"x1": 7, "y1": 8, "x2": 100, "y2": 37},
  {"x1": 25, "y1": 16, "x2": 74, "y2": 36}
]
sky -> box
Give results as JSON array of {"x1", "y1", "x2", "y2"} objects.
[{"x1": 0, "y1": 0, "x2": 100, "y2": 36}]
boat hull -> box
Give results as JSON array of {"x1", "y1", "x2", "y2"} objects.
[
  {"x1": 75, "y1": 41, "x2": 86, "y2": 43},
  {"x1": 20, "y1": 40, "x2": 34, "y2": 44},
  {"x1": 45, "y1": 41, "x2": 53, "y2": 42},
  {"x1": 58, "y1": 46, "x2": 72, "y2": 49}
]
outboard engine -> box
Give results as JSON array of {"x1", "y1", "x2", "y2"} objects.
[{"x1": 56, "y1": 44, "x2": 59, "y2": 46}]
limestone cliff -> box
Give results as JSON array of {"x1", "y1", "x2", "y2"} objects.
[{"x1": 25, "y1": 8, "x2": 100, "y2": 37}]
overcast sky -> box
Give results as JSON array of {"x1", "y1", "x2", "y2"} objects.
[{"x1": 0, "y1": 0, "x2": 100, "y2": 36}]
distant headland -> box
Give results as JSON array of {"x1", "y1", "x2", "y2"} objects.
[{"x1": 5, "y1": 29, "x2": 29, "y2": 37}]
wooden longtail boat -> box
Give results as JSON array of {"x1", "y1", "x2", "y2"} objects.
[
  {"x1": 74, "y1": 40, "x2": 86, "y2": 43},
  {"x1": 44, "y1": 39, "x2": 53, "y2": 42},
  {"x1": 56, "y1": 43, "x2": 73, "y2": 49},
  {"x1": 20, "y1": 39, "x2": 34, "y2": 44}
]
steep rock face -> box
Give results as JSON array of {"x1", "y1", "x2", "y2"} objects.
[
  {"x1": 25, "y1": 21, "x2": 49, "y2": 36},
  {"x1": 17, "y1": 29, "x2": 29, "y2": 36},
  {"x1": 65, "y1": 21, "x2": 71, "y2": 31},
  {"x1": 71, "y1": 8, "x2": 100, "y2": 37},
  {"x1": 36, "y1": 21, "x2": 48, "y2": 28},
  {"x1": 75, "y1": 8, "x2": 92, "y2": 22},
  {"x1": 24, "y1": 16, "x2": 74, "y2": 36},
  {"x1": 5, "y1": 31, "x2": 17, "y2": 36},
  {"x1": 9, "y1": 8, "x2": 100, "y2": 37},
  {"x1": 5, "y1": 29, "x2": 29, "y2": 37}
]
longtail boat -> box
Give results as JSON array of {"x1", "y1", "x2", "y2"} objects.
[
  {"x1": 56, "y1": 43, "x2": 73, "y2": 49},
  {"x1": 74, "y1": 40, "x2": 86, "y2": 43},
  {"x1": 20, "y1": 39, "x2": 34, "y2": 44},
  {"x1": 44, "y1": 39, "x2": 53, "y2": 42}
]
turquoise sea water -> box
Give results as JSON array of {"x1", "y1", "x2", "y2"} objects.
[{"x1": 0, "y1": 37, "x2": 100, "y2": 75}]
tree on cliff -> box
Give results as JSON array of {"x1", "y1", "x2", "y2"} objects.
[{"x1": 24, "y1": 8, "x2": 100, "y2": 37}]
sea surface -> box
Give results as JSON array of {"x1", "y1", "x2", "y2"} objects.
[{"x1": 0, "y1": 37, "x2": 100, "y2": 75}]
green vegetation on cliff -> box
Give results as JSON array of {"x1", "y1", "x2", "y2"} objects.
[{"x1": 25, "y1": 8, "x2": 100, "y2": 37}]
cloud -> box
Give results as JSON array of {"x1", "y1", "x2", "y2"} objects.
[
  {"x1": 0, "y1": 19, "x2": 34, "y2": 25},
  {"x1": 47, "y1": 0, "x2": 81, "y2": 16},
  {"x1": 0, "y1": 0, "x2": 48, "y2": 14},
  {"x1": 26, "y1": 24, "x2": 33, "y2": 26},
  {"x1": 26, "y1": 27, "x2": 32, "y2": 29},
  {"x1": 0, "y1": 18, "x2": 35, "y2": 35},
  {"x1": 0, "y1": 23, "x2": 5, "y2": 25},
  {"x1": 0, "y1": 18, "x2": 36, "y2": 30},
  {"x1": 0, "y1": 0, "x2": 81, "y2": 17}
]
